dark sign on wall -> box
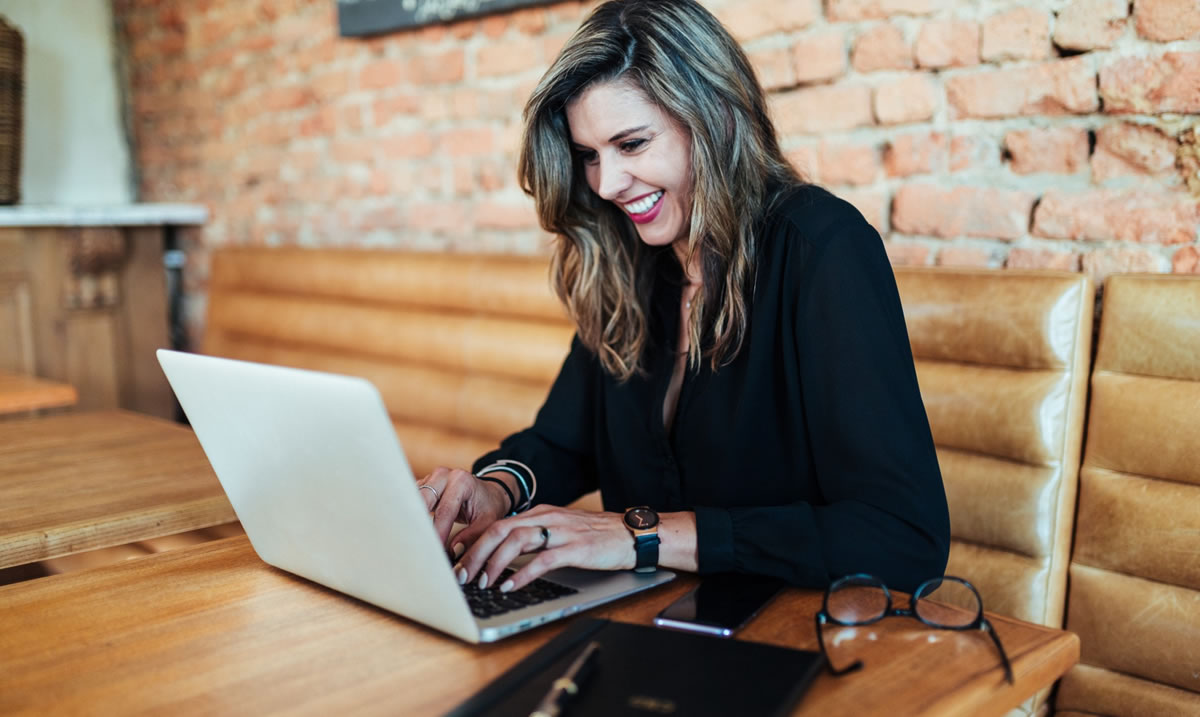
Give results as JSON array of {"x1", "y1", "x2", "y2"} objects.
[{"x1": 337, "y1": 0, "x2": 558, "y2": 36}]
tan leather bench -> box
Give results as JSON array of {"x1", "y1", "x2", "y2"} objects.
[
  {"x1": 201, "y1": 247, "x2": 574, "y2": 478},
  {"x1": 896, "y1": 268, "x2": 1093, "y2": 717},
  {"x1": 1056, "y1": 274, "x2": 1200, "y2": 715}
]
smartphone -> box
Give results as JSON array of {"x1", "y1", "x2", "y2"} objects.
[{"x1": 653, "y1": 573, "x2": 785, "y2": 637}]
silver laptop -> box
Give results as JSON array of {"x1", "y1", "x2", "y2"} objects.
[{"x1": 156, "y1": 349, "x2": 674, "y2": 643}]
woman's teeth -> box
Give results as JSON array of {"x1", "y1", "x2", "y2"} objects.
[{"x1": 625, "y1": 191, "x2": 662, "y2": 215}]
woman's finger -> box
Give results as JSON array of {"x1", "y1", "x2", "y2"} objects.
[
  {"x1": 476, "y1": 525, "x2": 553, "y2": 589},
  {"x1": 502, "y1": 547, "x2": 571, "y2": 593},
  {"x1": 431, "y1": 478, "x2": 470, "y2": 548},
  {"x1": 416, "y1": 466, "x2": 451, "y2": 511}
]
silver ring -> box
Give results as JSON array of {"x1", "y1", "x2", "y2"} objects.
[
  {"x1": 538, "y1": 526, "x2": 550, "y2": 550},
  {"x1": 419, "y1": 484, "x2": 441, "y2": 502}
]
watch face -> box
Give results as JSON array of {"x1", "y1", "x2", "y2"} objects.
[{"x1": 625, "y1": 507, "x2": 659, "y2": 529}]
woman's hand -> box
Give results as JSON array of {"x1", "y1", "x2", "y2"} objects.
[
  {"x1": 453, "y1": 505, "x2": 636, "y2": 592},
  {"x1": 416, "y1": 466, "x2": 512, "y2": 556}
]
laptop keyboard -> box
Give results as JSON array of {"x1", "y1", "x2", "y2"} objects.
[{"x1": 462, "y1": 569, "x2": 579, "y2": 619}]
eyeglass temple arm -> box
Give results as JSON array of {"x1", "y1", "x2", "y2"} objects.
[
  {"x1": 814, "y1": 613, "x2": 864, "y2": 677},
  {"x1": 982, "y1": 620, "x2": 1014, "y2": 685}
]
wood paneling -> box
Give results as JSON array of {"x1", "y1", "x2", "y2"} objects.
[{"x1": 0, "y1": 226, "x2": 173, "y2": 418}]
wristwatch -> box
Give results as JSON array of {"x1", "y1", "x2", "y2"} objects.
[{"x1": 623, "y1": 506, "x2": 661, "y2": 573}]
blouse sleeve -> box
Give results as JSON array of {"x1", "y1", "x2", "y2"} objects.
[
  {"x1": 473, "y1": 335, "x2": 599, "y2": 507},
  {"x1": 693, "y1": 203, "x2": 950, "y2": 593}
]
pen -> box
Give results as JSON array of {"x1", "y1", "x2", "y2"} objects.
[{"x1": 529, "y1": 640, "x2": 601, "y2": 717}]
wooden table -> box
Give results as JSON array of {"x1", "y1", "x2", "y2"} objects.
[
  {"x1": 0, "y1": 536, "x2": 1078, "y2": 716},
  {"x1": 0, "y1": 410, "x2": 236, "y2": 570},
  {"x1": 0, "y1": 370, "x2": 78, "y2": 415}
]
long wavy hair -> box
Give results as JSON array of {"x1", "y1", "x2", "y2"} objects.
[{"x1": 518, "y1": 0, "x2": 803, "y2": 381}]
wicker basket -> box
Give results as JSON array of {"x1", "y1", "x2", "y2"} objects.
[{"x1": 0, "y1": 15, "x2": 23, "y2": 205}]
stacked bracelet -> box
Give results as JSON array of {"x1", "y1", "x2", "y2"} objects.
[
  {"x1": 475, "y1": 460, "x2": 537, "y2": 515},
  {"x1": 474, "y1": 474, "x2": 516, "y2": 515}
]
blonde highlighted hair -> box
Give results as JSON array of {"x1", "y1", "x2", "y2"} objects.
[{"x1": 518, "y1": 0, "x2": 803, "y2": 380}]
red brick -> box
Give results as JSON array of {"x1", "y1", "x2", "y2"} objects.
[
  {"x1": 884, "y1": 132, "x2": 948, "y2": 177},
  {"x1": 1172, "y1": 246, "x2": 1200, "y2": 273},
  {"x1": 749, "y1": 47, "x2": 797, "y2": 92},
  {"x1": 785, "y1": 146, "x2": 819, "y2": 181},
  {"x1": 406, "y1": 201, "x2": 469, "y2": 233},
  {"x1": 412, "y1": 49, "x2": 467, "y2": 85},
  {"x1": 440, "y1": 127, "x2": 494, "y2": 157},
  {"x1": 452, "y1": 162, "x2": 474, "y2": 196},
  {"x1": 1100, "y1": 52, "x2": 1200, "y2": 114},
  {"x1": 818, "y1": 142, "x2": 881, "y2": 186},
  {"x1": 982, "y1": 8, "x2": 1052, "y2": 62},
  {"x1": 852, "y1": 24, "x2": 912, "y2": 73},
  {"x1": 712, "y1": 0, "x2": 817, "y2": 42},
  {"x1": 771, "y1": 85, "x2": 873, "y2": 134},
  {"x1": 791, "y1": 31, "x2": 847, "y2": 84},
  {"x1": 477, "y1": 37, "x2": 545, "y2": 78},
  {"x1": 1134, "y1": 0, "x2": 1200, "y2": 42},
  {"x1": 312, "y1": 70, "x2": 351, "y2": 104},
  {"x1": 511, "y1": 7, "x2": 548, "y2": 35},
  {"x1": 1006, "y1": 248, "x2": 1081, "y2": 271},
  {"x1": 1033, "y1": 190, "x2": 1200, "y2": 244},
  {"x1": 873, "y1": 74, "x2": 937, "y2": 125},
  {"x1": 893, "y1": 184, "x2": 1035, "y2": 240},
  {"x1": 359, "y1": 58, "x2": 406, "y2": 90},
  {"x1": 884, "y1": 241, "x2": 931, "y2": 266},
  {"x1": 1004, "y1": 127, "x2": 1089, "y2": 175},
  {"x1": 548, "y1": 1, "x2": 587, "y2": 23},
  {"x1": 947, "y1": 57, "x2": 1099, "y2": 119},
  {"x1": 480, "y1": 15, "x2": 509, "y2": 39},
  {"x1": 478, "y1": 160, "x2": 509, "y2": 192},
  {"x1": 912, "y1": 21, "x2": 979, "y2": 69},
  {"x1": 937, "y1": 246, "x2": 994, "y2": 267},
  {"x1": 542, "y1": 32, "x2": 574, "y2": 64},
  {"x1": 377, "y1": 132, "x2": 437, "y2": 159},
  {"x1": 476, "y1": 200, "x2": 541, "y2": 230},
  {"x1": 297, "y1": 106, "x2": 335, "y2": 137},
  {"x1": 449, "y1": 18, "x2": 479, "y2": 41},
  {"x1": 373, "y1": 94, "x2": 420, "y2": 126},
  {"x1": 950, "y1": 135, "x2": 996, "y2": 172},
  {"x1": 1081, "y1": 248, "x2": 1165, "y2": 283},
  {"x1": 827, "y1": 0, "x2": 942, "y2": 22},
  {"x1": 353, "y1": 205, "x2": 407, "y2": 231},
  {"x1": 1091, "y1": 122, "x2": 1179, "y2": 183},
  {"x1": 1054, "y1": 0, "x2": 1128, "y2": 51},
  {"x1": 836, "y1": 188, "x2": 889, "y2": 233}
]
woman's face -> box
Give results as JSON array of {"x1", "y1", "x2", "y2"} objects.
[{"x1": 566, "y1": 80, "x2": 694, "y2": 250}]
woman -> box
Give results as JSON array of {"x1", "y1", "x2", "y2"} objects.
[{"x1": 417, "y1": 0, "x2": 949, "y2": 595}]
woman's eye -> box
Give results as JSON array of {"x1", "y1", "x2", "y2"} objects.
[
  {"x1": 620, "y1": 139, "x2": 647, "y2": 152},
  {"x1": 577, "y1": 150, "x2": 599, "y2": 165}
]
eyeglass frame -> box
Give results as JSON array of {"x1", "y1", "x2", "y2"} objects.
[{"x1": 813, "y1": 573, "x2": 1014, "y2": 685}]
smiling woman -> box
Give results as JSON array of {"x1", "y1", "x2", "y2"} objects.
[{"x1": 415, "y1": 0, "x2": 950, "y2": 599}]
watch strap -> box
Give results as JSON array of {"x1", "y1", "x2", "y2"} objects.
[{"x1": 632, "y1": 532, "x2": 660, "y2": 573}]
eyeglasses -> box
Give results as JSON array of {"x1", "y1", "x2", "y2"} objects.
[{"x1": 814, "y1": 574, "x2": 1013, "y2": 685}]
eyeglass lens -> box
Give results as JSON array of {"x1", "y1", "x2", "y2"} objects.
[
  {"x1": 826, "y1": 579, "x2": 889, "y2": 624},
  {"x1": 913, "y1": 578, "x2": 980, "y2": 628}
]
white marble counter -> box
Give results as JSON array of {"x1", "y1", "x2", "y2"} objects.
[{"x1": 0, "y1": 203, "x2": 208, "y2": 227}]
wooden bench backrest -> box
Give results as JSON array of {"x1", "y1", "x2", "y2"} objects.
[
  {"x1": 203, "y1": 248, "x2": 572, "y2": 478},
  {"x1": 1056, "y1": 274, "x2": 1200, "y2": 716}
]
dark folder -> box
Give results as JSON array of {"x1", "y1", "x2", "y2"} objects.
[{"x1": 446, "y1": 618, "x2": 824, "y2": 717}]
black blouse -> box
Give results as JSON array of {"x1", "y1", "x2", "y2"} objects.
[{"x1": 474, "y1": 184, "x2": 950, "y2": 592}]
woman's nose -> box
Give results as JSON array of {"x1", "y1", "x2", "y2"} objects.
[{"x1": 595, "y1": 158, "x2": 632, "y2": 201}]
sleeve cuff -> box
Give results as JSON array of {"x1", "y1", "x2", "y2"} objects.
[{"x1": 693, "y1": 505, "x2": 736, "y2": 574}]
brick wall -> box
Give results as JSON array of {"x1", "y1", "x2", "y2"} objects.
[{"x1": 113, "y1": 0, "x2": 1200, "y2": 340}]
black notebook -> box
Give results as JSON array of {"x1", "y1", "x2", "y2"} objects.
[{"x1": 446, "y1": 618, "x2": 824, "y2": 717}]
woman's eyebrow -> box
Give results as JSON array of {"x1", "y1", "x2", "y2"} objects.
[{"x1": 608, "y1": 125, "x2": 650, "y2": 142}]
